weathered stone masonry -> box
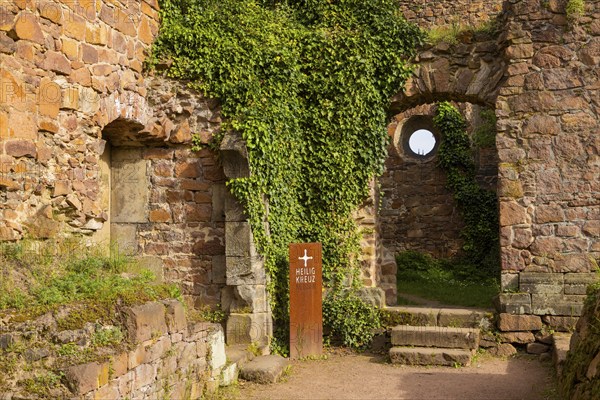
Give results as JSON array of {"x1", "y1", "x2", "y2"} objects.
[
  {"x1": 0, "y1": 300, "x2": 230, "y2": 398},
  {"x1": 399, "y1": 0, "x2": 503, "y2": 28},
  {"x1": 0, "y1": 0, "x2": 271, "y2": 348},
  {"x1": 1, "y1": 0, "x2": 599, "y2": 353},
  {"x1": 495, "y1": 0, "x2": 600, "y2": 322},
  {"x1": 375, "y1": 0, "x2": 600, "y2": 328},
  {"x1": 0, "y1": 1, "x2": 227, "y2": 310}
]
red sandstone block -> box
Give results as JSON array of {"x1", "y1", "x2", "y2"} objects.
[
  {"x1": 13, "y1": 12, "x2": 45, "y2": 45},
  {"x1": 181, "y1": 179, "x2": 210, "y2": 192},
  {"x1": 43, "y1": 51, "x2": 72, "y2": 75},
  {"x1": 175, "y1": 160, "x2": 202, "y2": 179},
  {"x1": 138, "y1": 16, "x2": 153, "y2": 45},
  {"x1": 64, "y1": 362, "x2": 109, "y2": 395},
  {"x1": 63, "y1": 13, "x2": 86, "y2": 41},
  {"x1": 143, "y1": 147, "x2": 173, "y2": 160},
  {"x1": 149, "y1": 208, "x2": 171, "y2": 223},
  {"x1": 498, "y1": 313, "x2": 542, "y2": 332},
  {"x1": 123, "y1": 302, "x2": 168, "y2": 344},
  {"x1": 5, "y1": 140, "x2": 36, "y2": 158}
]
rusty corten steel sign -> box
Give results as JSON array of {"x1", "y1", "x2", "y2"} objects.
[{"x1": 289, "y1": 243, "x2": 323, "y2": 359}]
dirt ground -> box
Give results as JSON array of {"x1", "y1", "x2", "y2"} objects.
[{"x1": 224, "y1": 350, "x2": 559, "y2": 400}]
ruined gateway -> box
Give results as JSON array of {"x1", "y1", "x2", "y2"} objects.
[{"x1": 0, "y1": 0, "x2": 599, "y2": 397}]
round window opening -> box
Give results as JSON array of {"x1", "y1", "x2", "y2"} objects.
[{"x1": 408, "y1": 129, "x2": 437, "y2": 157}]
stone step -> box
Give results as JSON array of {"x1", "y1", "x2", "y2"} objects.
[
  {"x1": 225, "y1": 344, "x2": 256, "y2": 367},
  {"x1": 390, "y1": 346, "x2": 474, "y2": 367},
  {"x1": 239, "y1": 355, "x2": 291, "y2": 384},
  {"x1": 391, "y1": 325, "x2": 480, "y2": 349},
  {"x1": 384, "y1": 306, "x2": 492, "y2": 329},
  {"x1": 220, "y1": 345, "x2": 256, "y2": 387}
]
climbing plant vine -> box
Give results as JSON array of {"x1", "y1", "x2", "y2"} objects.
[
  {"x1": 434, "y1": 102, "x2": 500, "y2": 277},
  {"x1": 149, "y1": 0, "x2": 422, "y2": 350}
]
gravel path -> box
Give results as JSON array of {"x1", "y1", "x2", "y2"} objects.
[{"x1": 231, "y1": 351, "x2": 558, "y2": 400}]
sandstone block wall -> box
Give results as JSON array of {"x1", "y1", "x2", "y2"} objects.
[
  {"x1": 381, "y1": 102, "x2": 499, "y2": 260},
  {"x1": 376, "y1": 0, "x2": 599, "y2": 314},
  {"x1": 1, "y1": 0, "x2": 161, "y2": 239},
  {"x1": 369, "y1": 28, "x2": 505, "y2": 305},
  {"x1": 496, "y1": 0, "x2": 600, "y2": 317},
  {"x1": 0, "y1": 1, "x2": 227, "y2": 307},
  {"x1": 398, "y1": 0, "x2": 504, "y2": 28}
]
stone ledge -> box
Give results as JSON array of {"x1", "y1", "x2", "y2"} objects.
[
  {"x1": 389, "y1": 347, "x2": 473, "y2": 367},
  {"x1": 391, "y1": 326, "x2": 480, "y2": 349}
]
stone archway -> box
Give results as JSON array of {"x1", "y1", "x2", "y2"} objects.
[{"x1": 367, "y1": 32, "x2": 508, "y2": 306}]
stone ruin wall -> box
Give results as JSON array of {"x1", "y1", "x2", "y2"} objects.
[
  {"x1": 0, "y1": 0, "x2": 226, "y2": 309},
  {"x1": 1, "y1": 0, "x2": 599, "y2": 339},
  {"x1": 398, "y1": 0, "x2": 504, "y2": 28},
  {"x1": 495, "y1": 0, "x2": 600, "y2": 323},
  {"x1": 371, "y1": 0, "x2": 600, "y2": 320},
  {"x1": 0, "y1": 300, "x2": 230, "y2": 398},
  {"x1": 364, "y1": 16, "x2": 507, "y2": 304},
  {"x1": 381, "y1": 102, "x2": 499, "y2": 261}
]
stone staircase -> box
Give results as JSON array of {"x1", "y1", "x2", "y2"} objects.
[{"x1": 386, "y1": 306, "x2": 492, "y2": 367}]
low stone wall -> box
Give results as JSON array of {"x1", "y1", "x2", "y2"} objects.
[
  {"x1": 0, "y1": 300, "x2": 228, "y2": 399},
  {"x1": 560, "y1": 286, "x2": 600, "y2": 399}
]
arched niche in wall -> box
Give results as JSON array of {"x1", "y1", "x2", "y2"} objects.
[{"x1": 96, "y1": 118, "x2": 150, "y2": 257}]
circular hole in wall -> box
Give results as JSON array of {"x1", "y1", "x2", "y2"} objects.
[
  {"x1": 399, "y1": 115, "x2": 440, "y2": 160},
  {"x1": 408, "y1": 129, "x2": 437, "y2": 157}
]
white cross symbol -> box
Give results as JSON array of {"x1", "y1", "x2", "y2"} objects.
[{"x1": 299, "y1": 249, "x2": 313, "y2": 267}]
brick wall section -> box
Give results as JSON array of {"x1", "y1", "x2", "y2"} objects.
[
  {"x1": 140, "y1": 146, "x2": 226, "y2": 308},
  {"x1": 398, "y1": 0, "x2": 504, "y2": 28},
  {"x1": 496, "y1": 0, "x2": 600, "y2": 318}
]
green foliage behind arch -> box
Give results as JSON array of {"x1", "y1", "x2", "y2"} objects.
[{"x1": 434, "y1": 102, "x2": 500, "y2": 277}]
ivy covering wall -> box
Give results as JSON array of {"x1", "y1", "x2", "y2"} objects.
[
  {"x1": 150, "y1": 0, "x2": 422, "y2": 348},
  {"x1": 434, "y1": 102, "x2": 499, "y2": 277}
]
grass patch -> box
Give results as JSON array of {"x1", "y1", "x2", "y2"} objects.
[
  {"x1": 396, "y1": 296, "x2": 419, "y2": 306},
  {"x1": 426, "y1": 19, "x2": 500, "y2": 46},
  {"x1": 0, "y1": 238, "x2": 181, "y2": 321},
  {"x1": 396, "y1": 251, "x2": 498, "y2": 309}
]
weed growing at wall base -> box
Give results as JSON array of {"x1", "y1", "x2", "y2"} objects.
[{"x1": 151, "y1": 0, "x2": 423, "y2": 351}]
